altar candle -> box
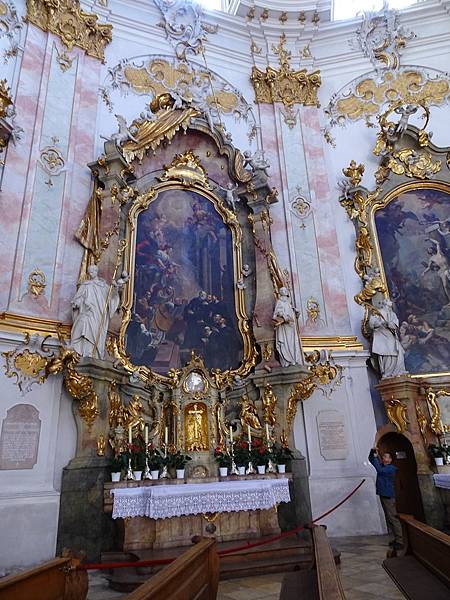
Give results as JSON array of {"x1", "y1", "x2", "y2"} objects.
[
  {"x1": 164, "y1": 426, "x2": 168, "y2": 445},
  {"x1": 229, "y1": 425, "x2": 233, "y2": 444},
  {"x1": 128, "y1": 425, "x2": 132, "y2": 444},
  {"x1": 247, "y1": 425, "x2": 251, "y2": 443},
  {"x1": 145, "y1": 425, "x2": 148, "y2": 445},
  {"x1": 266, "y1": 423, "x2": 270, "y2": 442}
]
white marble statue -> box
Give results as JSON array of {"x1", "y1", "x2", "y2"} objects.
[
  {"x1": 369, "y1": 298, "x2": 407, "y2": 379},
  {"x1": 101, "y1": 114, "x2": 138, "y2": 145},
  {"x1": 272, "y1": 287, "x2": 303, "y2": 367},
  {"x1": 243, "y1": 150, "x2": 270, "y2": 176},
  {"x1": 224, "y1": 182, "x2": 239, "y2": 211},
  {"x1": 70, "y1": 265, "x2": 127, "y2": 359}
]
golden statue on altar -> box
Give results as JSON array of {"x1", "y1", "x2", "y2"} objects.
[
  {"x1": 240, "y1": 394, "x2": 262, "y2": 431},
  {"x1": 185, "y1": 402, "x2": 209, "y2": 451},
  {"x1": 262, "y1": 384, "x2": 277, "y2": 427}
]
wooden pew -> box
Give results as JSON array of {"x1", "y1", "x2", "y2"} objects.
[
  {"x1": 383, "y1": 514, "x2": 450, "y2": 600},
  {"x1": 0, "y1": 556, "x2": 88, "y2": 600},
  {"x1": 124, "y1": 538, "x2": 219, "y2": 600},
  {"x1": 279, "y1": 525, "x2": 345, "y2": 600}
]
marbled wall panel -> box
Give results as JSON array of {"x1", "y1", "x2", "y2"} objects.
[
  {"x1": 17, "y1": 44, "x2": 78, "y2": 307},
  {"x1": 300, "y1": 106, "x2": 352, "y2": 335},
  {"x1": 0, "y1": 25, "x2": 48, "y2": 311},
  {"x1": 276, "y1": 107, "x2": 327, "y2": 332}
]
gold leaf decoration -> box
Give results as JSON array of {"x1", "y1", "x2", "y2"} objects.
[{"x1": 26, "y1": 0, "x2": 112, "y2": 62}]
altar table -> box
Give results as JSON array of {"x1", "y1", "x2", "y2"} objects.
[
  {"x1": 433, "y1": 474, "x2": 450, "y2": 489},
  {"x1": 111, "y1": 479, "x2": 291, "y2": 520},
  {"x1": 106, "y1": 478, "x2": 291, "y2": 550}
]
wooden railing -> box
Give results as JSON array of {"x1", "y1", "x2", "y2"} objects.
[
  {"x1": 0, "y1": 556, "x2": 88, "y2": 600},
  {"x1": 124, "y1": 538, "x2": 219, "y2": 600}
]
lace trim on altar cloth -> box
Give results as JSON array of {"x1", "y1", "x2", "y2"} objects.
[{"x1": 111, "y1": 479, "x2": 291, "y2": 520}]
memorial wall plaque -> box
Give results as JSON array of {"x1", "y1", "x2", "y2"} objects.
[
  {"x1": 317, "y1": 409, "x2": 348, "y2": 460},
  {"x1": 0, "y1": 404, "x2": 41, "y2": 470}
]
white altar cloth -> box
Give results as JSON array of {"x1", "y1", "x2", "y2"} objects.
[
  {"x1": 111, "y1": 479, "x2": 291, "y2": 520},
  {"x1": 433, "y1": 474, "x2": 450, "y2": 490}
]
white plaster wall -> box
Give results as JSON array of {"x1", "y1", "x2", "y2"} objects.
[
  {"x1": 0, "y1": 335, "x2": 77, "y2": 571},
  {"x1": 294, "y1": 352, "x2": 386, "y2": 536}
]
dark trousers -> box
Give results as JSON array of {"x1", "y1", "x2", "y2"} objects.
[{"x1": 380, "y1": 496, "x2": 403, "y2": 544}]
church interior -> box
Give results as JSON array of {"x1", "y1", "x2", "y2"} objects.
[{"x1": 1, "y1": 1, "x2": 450, "y2": 599}]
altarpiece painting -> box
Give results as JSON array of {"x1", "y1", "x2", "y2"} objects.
[
  {"x1": 125, "y1": 187, "x2": 243, "y2": 374},
  {"x1": 374, "y1": 184, "x2": 450, "y2": 374}
]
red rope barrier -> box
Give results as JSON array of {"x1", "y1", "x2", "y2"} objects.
[{"x1": 77, "y1": 478, "x2": 365, "y2": 571}]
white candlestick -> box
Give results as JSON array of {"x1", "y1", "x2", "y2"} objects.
[
  {"x1": 164, "y1": 426, "x2": 168, "y2": 446},
  {"x1": 266, "y1": 423, "x2": 270, "y2": 442},
  {"x1": 145, "y1": 425, "x2": 148, "y2": 445},
  {"x1": 229, "y1": 425, "x2": 233, "y2": 445},
  {"x1": 128, "y1": 425, "x2": 132, "y2": 444},
  {"x1": 247, "y1": 425, "x2": 251, "y2": 443}
]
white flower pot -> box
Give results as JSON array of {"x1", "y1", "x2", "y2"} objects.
[
  {"x1": 238, "y1": 466, "x2": 246, "y2": 476},
  {"x1": 176, "y1": 469, "x2": 185, "y2": 479},
  {"x1": 257, "y1": 465, "x2": 266, "y2": 475},
  {"x1": 151, "y1": 470, "x2": 159, "y2": 480},
  {"x1": 435, "y1": 457, "x2": 444, "y2": 466},
  {"x1": 111, "y1": 472, "x2": 121, "y2": 482},
  {"x1": 133, "y1": 470, "x2": 142, "y2": 481},
  {"x1": 277, "y1": 464, "x2": 286, "y2": 474},
  {"x1": 219, "y1": 467, "x2": 228, "y2": 477}
]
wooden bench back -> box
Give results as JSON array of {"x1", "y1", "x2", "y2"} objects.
[
  {"x1": 400, "y1": 514, "x2": 450, "y2": 587},
  {"x1": 312, "y1": 526, "x2": 346, "y2": 600},
  {"x1": 124, "y1": 538, "x2": 219, "y2": 600},
  {"x1": 0, "y1": 557, "x2": 87, "y2": 600}
]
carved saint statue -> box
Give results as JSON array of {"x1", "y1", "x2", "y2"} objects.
[
  {"x1": 240, "y1": 394, "x2": 262, "y2": 431},
  {"x1": 369, "y1": 299, "x2": 407, "y2": 379},
  {"x1": 185, "y1": 402, "x2": 208, "y2": 451},
  {"x1": 272, "y1": 287, "x2": 304, "y2": 367},
  {"x1": 262, "y1": 384, "x2": 277, "y2": 427},
  {"x1": 70, "y1": 264, "x2": 125, "y2": 359}
]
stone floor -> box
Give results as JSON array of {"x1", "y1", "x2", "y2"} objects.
[{"x1": 87, "y1": 535, "x2": 404, "y2": 600}]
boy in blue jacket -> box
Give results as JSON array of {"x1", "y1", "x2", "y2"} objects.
[{"x1": 369, "y1": 448, "x2": 403, "y2": 549}]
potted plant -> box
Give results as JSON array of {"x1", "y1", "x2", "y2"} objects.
[
  {"x1": 429, "y1": 444, "x2": 445, "y2": 466},
  {"x1": 251, "y1": 438, "x2": 270, "y2": 474},
  {"x1": 234, "y1": 441, "x2": 250, "y2": 475},
  {"x1": 169, "y1": 450, "x2": 192, "y2": 479},
  {"x1": 110, "y1": 455, "x2": 124, "y2": 482},
  {"x1": 272, "y1": 442, "x2": 294, "y2": 474},
  {"x1": 214, "y1": 446, "x2": 231, "y2": 476},
  {"x1": 148, "y1": 446, "x2": 163, "y2": 480}
]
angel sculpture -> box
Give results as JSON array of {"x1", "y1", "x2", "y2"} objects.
[
  {"x1": 101, "y1": 114, "x2": 138, "y2": 146},
  {"x1": 243, "y1": 150, "x2": 270, "y2": 176},
  {"x1": 224, "y1": 182, "x2": 239, "y2": 211},
  {"x1": 394, "y1": 104, "x2": 418, "y2": 137}
]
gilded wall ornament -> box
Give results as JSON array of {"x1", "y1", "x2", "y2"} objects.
[
  {"x1": 0, "y1": 79, "x2": 12, "y2": 119},
  {"x1": 159, "y1": 149, "x2": 212, "y2": 189},
  {"x1": 290, "y1": 187, "x2": 312, "y2": 227},
  {"x1": 325, "y1": 68, "x2": 450, "y2": 129},
  {"x1": 27, "y1": 269, "x2": 46, "y2": 296},
  {"x1": 425, "y1": 387, "x2": 450, "y2": 436},
  {"x1": 415, "y1": 400, "x2": 429, "y2": 441},
  {"x1": 25, "y1": 0, "x2": 113, "y2": 62},
  {"x1": 251, "y1": 33, "x2": 321, "y2": 107},
  {"x1": 262, "y1": 384, "x2": 277, "y2": 427},
  {"x1": 2, "y1": 334, "x2": 52, "y2": 394},
  {"x1": 55, "y1": 46, "x2": 74, "y2": 73},
  {"x1": 387, "y1": 148, "x2": 441, "y2": 180},
  {"x1": 384, "y1": 395, "x2": 408, "y2": 433},
  {"x1": 39, "y1": 145, "x2": 65, "y2": 177},
  {"x1": 153, "y1": 0, "x2": 218, "y2": 61}
]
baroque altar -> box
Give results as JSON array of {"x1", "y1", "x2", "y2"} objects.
[{"x1": 26, "y1": 87, "x2": 342, "y2": 560}]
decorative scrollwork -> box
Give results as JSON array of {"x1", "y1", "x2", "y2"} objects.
[
  {"x1": 2, "y1": 334, "x2": 52, "y2": 395},
  {"x1": 425, "y1": 387, "x2": 450, "y2": 436},
  {"x1": 27, "y1": 269, "x2": 46, "y2": 296},
  {"x1": 26, "y1": 0, "x2": 112, "y2": 62},
  {"x1": 384, "y1": 395, "x2": 408, "y2": 433},
  {"x1": 251, "y1": 33, "x2": 321, "y2": 108}
]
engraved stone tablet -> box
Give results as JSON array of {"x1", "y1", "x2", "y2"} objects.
[
  {"x1": 0, "y1": 404, "x2": 41, "y2": 470},
  {"x1": 317, "y1": 410, "x2": 348, "y2": 461}
]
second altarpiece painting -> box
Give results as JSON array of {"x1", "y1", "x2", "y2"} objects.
[
  {"x1": 374, "y1": 183, "x2": 450, "y2": 375},
  {"x1": 125, "y1": 187, "x2": 243, "y2": 375}
]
